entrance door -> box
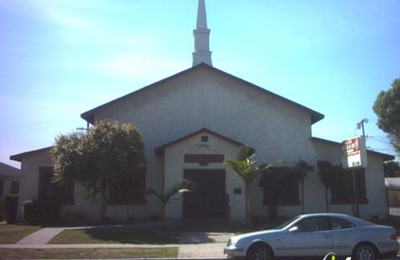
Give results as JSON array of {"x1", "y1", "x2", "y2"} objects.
[{"x1": 183, "y1": 169, "x2": 227, "y2": 219}]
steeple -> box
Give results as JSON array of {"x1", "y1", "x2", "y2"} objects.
[{"x1": 192, "y1": 0, "x2": 212, "y2": 67}]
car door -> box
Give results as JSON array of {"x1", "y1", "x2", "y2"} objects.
[
  {"x1": 329, "y1": 217, "x2": 356, "y2": 256},
  {"x1": 283, "y1": 216, "x2": 333, "y2": 257}
]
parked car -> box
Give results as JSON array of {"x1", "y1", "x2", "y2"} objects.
[{"x1": 224, "y1": 213, "x2": 398, "y2": 260}]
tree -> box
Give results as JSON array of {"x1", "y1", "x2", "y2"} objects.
[
  {"x1": 384, "y1": 161, "x2": 400, "y2": 177},
  {"x1": 258, "y1": 167, "x2": 300, "y2": 221},
  {"x1": 51, "y1": 120, "x2": 146, "y2": 220},
  {"x1": 317, "y1": 161, "x2": 360, "y2": 215},
  {"x1": 146, "y1": 179, "x2": 195, "y2": 229},
  {"x1": 224, "y1": 146, "x2": 277, "y2": 225},
  {"x1": 373, "y1": 78, "x2": 400, "y2": 154},
  {"x1": 317, "y1": 160, "x2": 336, "y2": 212},
  {"x1": 296, "y1": 160, "x2": 314, "y2": 214}
]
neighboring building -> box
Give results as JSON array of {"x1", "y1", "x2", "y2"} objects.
[
  {"x1": 385, "y1": 178, "x2": 400, "y2": 218},
  {"x1": 11, "y1": 0, "x2": 394, "y2": 225},
  {"x1": 0, "y1": 162, "x2": 20, "y2": 199}
]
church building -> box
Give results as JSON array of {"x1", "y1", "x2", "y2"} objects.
[{"x1": 11, "y1": 0, "x2": 393, "y2": 225}]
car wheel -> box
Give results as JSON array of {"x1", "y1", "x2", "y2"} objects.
[
  {"x1": 352, "y1": 243, "x2": 378, "y2": 260},
  {"x1": 247, "y1": 243, "x2": 273, "y2": 260}
]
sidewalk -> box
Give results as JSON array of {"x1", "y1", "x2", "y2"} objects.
[{"x1": 0, "y1": 225, "x2": 230, "y2": 259}]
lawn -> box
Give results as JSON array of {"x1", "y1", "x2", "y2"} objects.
[
  {"x1": 0, "y1": 248, "x2": 178, "y2": 259},
  {"x1": 0, "y1": 224, "x2": 41, "y2": 244},
  {"x1": 49, "y1": 227, "x2": 180, "y2": 244}
]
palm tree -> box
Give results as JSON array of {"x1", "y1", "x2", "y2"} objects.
[
  {"x1": 296, "y1": 160, "x2": 314, "y2": 214},
  {"x1": 225, "y1": 146, "x2": 277, "y2": 225},
  {"x1": 146, "y1": 179, "x2": 195, "y2": 229}
]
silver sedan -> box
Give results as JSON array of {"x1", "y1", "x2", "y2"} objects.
[{"x1": 224, "y1": 213, "x2": 398, "y2": 260}]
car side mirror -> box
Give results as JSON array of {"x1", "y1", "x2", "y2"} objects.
[{"x1": 289, "y1": 226, "x2": 299, "y2": 233}]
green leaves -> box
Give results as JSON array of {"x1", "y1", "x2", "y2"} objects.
[
  {"x1": 146, "y1": 179, "x2": 195, "y2": 229},
  {"x1": 224, "y1": 146, "x2": 275, "y2": 185},
  {"x1": 146, "y1": 179, "x2": 195, "y2": 204},
  {"x1": 51, "y1": 120, "x2": 146, "y2": 204},
  {"x1": 373, "y1": 78, "x2": 400, "y2": 154}
]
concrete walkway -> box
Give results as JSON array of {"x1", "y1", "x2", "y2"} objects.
[
  {"x1": 16, "y1": 227, "x2": 66, "y2": 245},
  {"x1": 0, "y1": 225, "x2": 231, "y2": 259},
  {"x1": 179, "y1": 232, "x2": 231, "y2": 258}
]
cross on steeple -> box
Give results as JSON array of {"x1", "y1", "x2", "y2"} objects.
[{"x1": 192, "y1": 0, "x2": 212, "y2": 67}]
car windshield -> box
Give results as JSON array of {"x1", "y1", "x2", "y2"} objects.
[{"x1": 272, "y1": 216, "x2": 301, "y2": 229}]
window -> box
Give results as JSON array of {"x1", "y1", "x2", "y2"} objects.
[
  {"x1": 331, "y1": 168, "x2": 367, "y2": 205},
  {"x1": 201, "y1": 136, "x2": 209, "y2": 142},
  {"x1": 277, "y1": 182, "x2": 300, "y2": 205},
  {"x1": 330, "y1": 217, "x2": 355, "y2": 230},
  {"x1": 108, "y1": 168, "x2": 146, "y2": 205},
  {"x1": 10, "y1": 181, "x2": 19, "y2": 194},
  {"x1": 38, "y1": 167, "x2": 74, "y2": 205},
  {"x1": 297, "y1": 217, "x2": 330, "y2": 232},
  {"x1": 261, "y1": 167, "x2": 300, "y2": 206}
]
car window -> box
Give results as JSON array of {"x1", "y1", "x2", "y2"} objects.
[
  {"x1": 274, "y1": 216, "x2": 301, "y2": 229},
  {"x1": 330, "y1": 217, "x2": 355, "y2": 230},
  {"x1": 296, "y1": 217, "x2": 330, "y2": 232}
]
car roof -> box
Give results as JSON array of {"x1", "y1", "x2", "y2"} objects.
[{"x1": 297, "y1": 213, "x2": 373, "y2": 225}]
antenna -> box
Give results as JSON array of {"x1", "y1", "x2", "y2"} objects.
[
  {"x1": 76, "y1": 127, "x2": 88, "y2": 131},
  {"x1": 77, "y1": 122, "x2": 90, "y2": 132}
]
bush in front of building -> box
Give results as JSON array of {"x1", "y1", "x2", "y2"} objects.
[
  {"x1": 22, "y1": 200, "x2": 60, "y2": 225},
  {"x1": 0, "y1": 199, "x2": 5, "y2": 222},
  {"x1": 4, "y1": 195, "x2": 18, "y2": 224}
]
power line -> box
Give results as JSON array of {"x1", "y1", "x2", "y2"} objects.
[{"x1": 0, "y1": 120, "x2": 64, "y2": 132}]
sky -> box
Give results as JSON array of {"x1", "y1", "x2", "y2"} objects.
[{"x1": 0, "y1": 0, "x2": 399, "y2": 169}]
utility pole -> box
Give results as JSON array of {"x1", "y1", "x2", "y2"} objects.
[
  {"x1": 352, "y1": 118, "x2": 368, "y2": 217},
  {"x1": 357, "y1": 118, "x2": 368, "y2": 138}
]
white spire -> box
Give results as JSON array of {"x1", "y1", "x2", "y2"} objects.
[{"x1": 192, "y1": 0, "x2": 212, "y2": 67}]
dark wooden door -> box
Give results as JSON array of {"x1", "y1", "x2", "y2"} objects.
[{"x1": 183, "y1": 169, "x2": 228, "y2": 219}]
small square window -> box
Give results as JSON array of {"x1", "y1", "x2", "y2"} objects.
[{"x1": 201, "y1": 136, "x2": 209, "y2": 142}]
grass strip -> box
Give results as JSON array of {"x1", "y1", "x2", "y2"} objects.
[
  {"x1": 0, "y1": 247, "x2": 178, "y2": 259},
  {"x1": 0, "y1": 225, "x2": 41, "y2": 244},
  {"x1": 50, "y1": 228, "x2": 180, "y2": 244}
]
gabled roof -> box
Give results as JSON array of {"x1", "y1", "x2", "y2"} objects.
[
  {"x1": 10, "y1": 147, "x2": 53, "y2": 162},
  {"x1": 81, "y1": 63, "x2": 324, "y2": 125},
  {"x1": 311, "y1": 137, "x2": 395, "y2": 161},
  {"x1": 155, "y1": 127, "x2": 243, "y2": 155},
  {"x1": 0, "y1": 162, "x2": 20, "y2": 177}
]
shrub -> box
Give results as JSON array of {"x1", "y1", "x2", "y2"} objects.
[
  {"x1": 0, "y1": 199, "x2": 5, "y2": 222},
  {"x1": 4, "y1": 195, "x2": 18, "y2": 224},
  {"x1": 22, "y1": 200, "x2": 60, "y2": 225}
]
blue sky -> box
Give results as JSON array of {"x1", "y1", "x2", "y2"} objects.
[{"x1": 1, "y1": 0, "x2": 399, "y2": 168}]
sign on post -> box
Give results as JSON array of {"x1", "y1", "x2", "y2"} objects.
[{"x1": 341, "y1": 136, "x2": 368, "y2": 169}]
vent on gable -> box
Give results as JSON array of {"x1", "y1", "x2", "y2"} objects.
[{"x1": 201, "y1": 135, "x2": 209, "y2": 142}]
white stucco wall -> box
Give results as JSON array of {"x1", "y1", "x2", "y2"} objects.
[
  {"x1": 16, "y1": 150, "x2": 51, "y2": 220},
  {"x1": 93, "y1": 66, "x2": 315, "y2": 197},
  {"x1": 308, "y1": 139, "x2": 389, "y2": 219},
  {"x1": 14, "y1": 65, "x2": 391, "y2": 222},
  {"x1": 16, "y1": 149, "x2": 155, "y2": 221}
]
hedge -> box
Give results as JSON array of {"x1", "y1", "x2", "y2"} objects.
[
  {"x1": 4, "y1": 195, "x2": 18, "y2": 223},
  {"x1": 22, "y1": 200, "x2": 60, "y2": 225}
]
